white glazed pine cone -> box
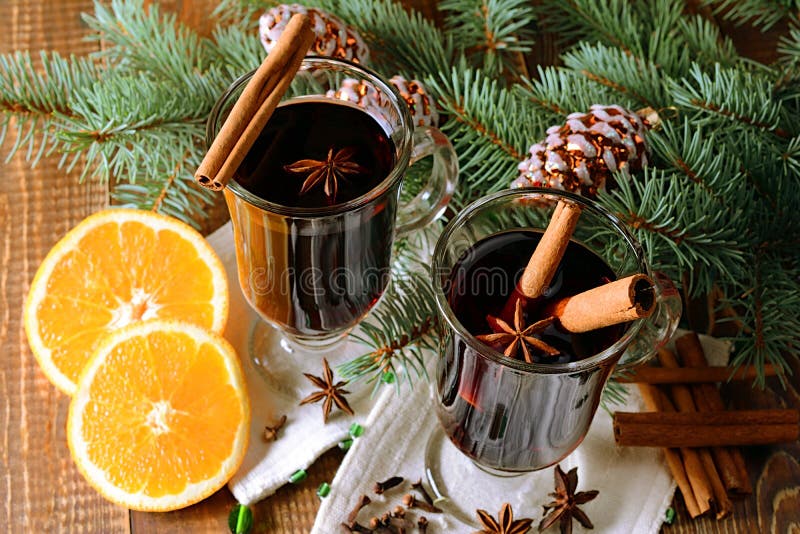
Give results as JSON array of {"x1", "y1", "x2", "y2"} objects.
[
  {"x1": 259, "y1": 4, "x2": 370, "y2": 64},
  {"x1": 326, "y1": 76, "x2": 438, "y2": 127},
  {"x1": 513, "y1": 105, "x2": 649, "y2": 198}
]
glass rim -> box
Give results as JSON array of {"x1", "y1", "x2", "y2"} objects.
[
  {"x1": 431, "y1": 187, "x2": 648, "y2": 375},
  {"x1": 206, "y1": 56, "x2": 413, "y2": 218}
]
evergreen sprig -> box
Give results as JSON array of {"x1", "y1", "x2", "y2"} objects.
[{"x1": 440, "y1": 0, "x2": 536, "y2": 76}]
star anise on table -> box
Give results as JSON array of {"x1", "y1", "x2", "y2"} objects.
[
  {"x1": 299, "y1": 358, "x2": 355, "y2": 423},
  {"x1": 475, "y1": 502, "x2": 534, "y2": 534},
  {"x1": 283, "y1": 146, "x2": 369, "y2": 202},
  {"x1": 476, "y1": 299, "x2": 559, "y2": 362},
  {"x1": 538, "y1": 465, "x2": 599, "y2": 534}
]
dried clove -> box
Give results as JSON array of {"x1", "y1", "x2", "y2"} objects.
[
  {"x1": 373, "y1": 476, "x2": 405, "y2": 495},
  {"x1": 391, "y1": 505, "x2": 405, "y2": 518},
  {"x1": 417, "y1": 516, "x2": 428, "y2": 533},
  {"x1": 263, "y1": 414, "x2": 287, "y2": 442},
  {"x1": 411, "y1": 479, "x2": 435, "y2": 505},
  {"x1": 346, "y1": 494, "x2": 372, "y2": 527},
  {"x1": 402, "y1": 493, "x2": 442, "y2": 514}
]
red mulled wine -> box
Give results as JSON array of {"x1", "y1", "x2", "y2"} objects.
[
  {"x1": 447, "y1": 230, "x2": 625, "y2": 363},
  {"x1": 436, "y1": 230, "x2": 627, "y2": 471},
  {"x1": 235, "y1": 99, "x2": 395, "y2": 207},
  {"x1": 226, "y1": 99, "x2": 398, "y2": 339}
]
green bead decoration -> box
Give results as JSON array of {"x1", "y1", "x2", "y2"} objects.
[
  {"x1": 338, "y1": 438, "x2": 353, "y2": 451},
  {"x1": 317, "y1": 482, "x2": 331, "y2": 498},
  {"x1": 289, "y1": 469, "x2": 308, "y2": 484},
  {"x1": 349, "y1": 423, "x2": 364, "y2": 438}
]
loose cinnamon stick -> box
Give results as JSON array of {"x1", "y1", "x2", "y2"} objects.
[
  {"x1": 614, "y1": 409, "x2": 799, "y2": 426},
  {"x1": 545, "y1": 273, "x2": 656, "y2": 333},
  {"x1": 657, "y1": 348, "x2": 732, "y2": 519},
  {"x1": 636, "y1": 384, "x2": 706, "y2": 518},
  {"x1": 500, "y1": 200, "x2": 581, "y2": 319},
  {"x1": 617, "y1": 364, "x2": 778, "y2": 384},
  {"x1": 613, "y1": 413, "x2": 799, "y2": 447},
  {"x1": 675, "y1": 332, "x2": 753, "y2": 495},
  {"x1": 195, "y1": 14, "x2": 315, "y2": 190}
]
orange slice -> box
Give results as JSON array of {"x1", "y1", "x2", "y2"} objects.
[
  {"x1": 67, "y1": 320, "x2": 250, "y2": 511},
  {"x1": 24, "y1": 209, "x2": 228, "y2": 395}
]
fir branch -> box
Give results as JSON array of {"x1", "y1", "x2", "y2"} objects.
[
  {"x1": 515, "y1": 66, "x2": 620, "y2": 123},
  {"x1": 536, "y1": 0, "x2": 646, "y2": 55},
  {"x1": 440, "y1": 0, "x2": 536, "y2": 76},
  {"x1": 0, "y1": 51, "x2": 101, "y2": 165},
  {"x1": 425, "y1": 62, "x2": 537, "y2": 204},
  {"x1": 314, "y1": 0, "x2": 456, "y2": 79},
  {"x1": 84, "y1": 0, "x2": 210, "y2": 85},
  {"x1": 701, "y1": 0, "x2": 798, "y2": 31},
  {"x1": 562, "y1": 42, "x2": 669, "y2": 110},
  {"x1": 678, "y1": 15, "x2": 739, "y2": 68},
  {"x1": 600, "y1": 170, "x2": 749, "y2": 296},
  {"x1": 55, "y1": 73, "x2": 207, "y2": 183},
  {"x1": 725, "y1": 251, "x2": 800, "y2": 386},
  {"x1": 670, "y1": 64, "x2": 793, "y2": 138},
  {"x1": 340, "y1": 271, "x2": 439, "y2": 390}
]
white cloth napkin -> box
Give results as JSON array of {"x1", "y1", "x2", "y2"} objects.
[
  {"x1": 310, "y1": 332, "x2": 732, "y2": 533},
  {"x1": 207, "y1": 223, "x2": 393, "y2": 505}
]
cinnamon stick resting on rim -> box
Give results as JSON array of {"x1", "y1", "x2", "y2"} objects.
[
  {"x1": 545, "y1": 273, "x2": 656, "y2": 333},
  {"x1": 195, "y1": 14, "x2": 315, "y2": 190}
]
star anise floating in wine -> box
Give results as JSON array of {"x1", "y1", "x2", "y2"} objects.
[
  {"x1": 283, "y1": 146, "x2": 369, "y2": 202},
  {"x1": 475, "y1": 502, "x2": 534, "y2": 534},
  {"x1": 538, "y1": 465, "x2": 598, "y2": 534},
  {"x1": 476, "y1": 299, "x2": 559, "y2": 362},
  {"x1": 299, "y1": 358, "x2": 354, "y2": 423}
]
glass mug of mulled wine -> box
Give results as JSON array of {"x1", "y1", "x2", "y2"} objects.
[
  {"x1": 207, "y1": 57, "x2": 457, "y2": 366},
  {"x1": 426, "y1": 188, "x2": 680, "y2": 519}
]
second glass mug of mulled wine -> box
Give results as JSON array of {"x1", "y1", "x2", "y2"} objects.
[
  {"x1": 425, "y1": 188, "x2": 681, "y2": 521},
  {"x1": 206, "y1": 57, "x2": 457, "y2": 367}
]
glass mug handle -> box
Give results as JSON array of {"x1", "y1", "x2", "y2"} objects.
[
  {"x1": 395, "y1": 126, "x2": 459, "y2": 235},
  {"x1": 615, "y1": 271, "x2": 683, "y2": 371}
]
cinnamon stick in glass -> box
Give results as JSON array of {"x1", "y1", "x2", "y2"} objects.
[
  {"x1": 195, "y1": 14, "x2": 315, "y2": 190},
  {"x1": 545, "y1": 273, "x2": 655, "y2": 333},
  {"x1": 657, "y1": 348, "x2": 732, "y2": 519},
  {"x1": 636, "y1": 383, "x2": 706, "y2": 518},
  {"x1": 617, "y1": 363, "x2": 778, "y2": 384},
  {"x1": 675, "y1": 332, "x2": 754, "y2": 494},
  {"x1": 499, "y1": 200, "x2": 581, "y2": 319}
]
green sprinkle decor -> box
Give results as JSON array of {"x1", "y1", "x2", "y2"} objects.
[
  {"x1": 664, "y1": 507, "x2": 676, "y2": 525},
  {"x1": 349, "y1": 423, "x2": 364, "y2": 438},
  {"x1": 317, "y1": 482, "x2": 331, "y2": 498},
  {"x1": 381, "y1": 371, "x2": 396, "y2": 384},
  {"x1": 227, "y1": 504, "x2": 253, "y2": 534},
  {"x1": 289, "y1": 469, "x2": 307, "y2": 484},
  {"x1": 338, "y1": 438, "x2": 353, "y2": 451}
]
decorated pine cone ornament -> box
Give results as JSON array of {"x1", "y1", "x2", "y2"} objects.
[
  {"x1": 259, "y1": 4, "x2": 370, "y2": 64},
  {"x1": 512, "y1": 105, "x2": 651, "y2": 198},
  {"x1": 326, "y1": 76, "x2": 439, "y2": 127}
]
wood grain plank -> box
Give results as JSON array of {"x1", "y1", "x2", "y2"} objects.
[{"x1": 0, "y1": 1, "x2": 126, "y2": 532}]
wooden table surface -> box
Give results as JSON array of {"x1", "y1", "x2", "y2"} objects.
[{"x1": 1, "y1": 1, "x2": 798, "y2": 532}]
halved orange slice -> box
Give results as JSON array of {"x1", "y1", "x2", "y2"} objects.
[
  {"x1": 67, "y1": 320, "x2": 249, "y2": 511},
  {"x1": 24, "y1": 209, "x2": 228, "y2": 395}
]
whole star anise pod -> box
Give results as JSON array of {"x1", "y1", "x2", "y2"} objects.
[
  {"x1": 299, "y1": 358, "x2": 354, "y2": 423},
  {"x1": 475, "y1": 503, "x2": 533, "y2": 534},
  {"x1": 283, "y1": 146, "x2": 369, "y2": 202},
  {"x1": 538, "y1": 465, "x2": 598, "y2": 534},
  {"x1": 476, "y1": 299, "x2": 559, "y2": 362}
]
